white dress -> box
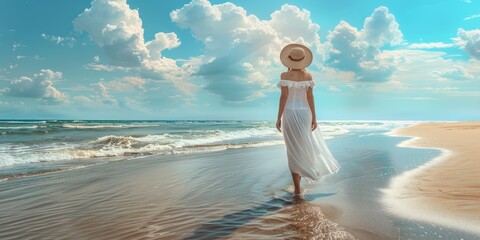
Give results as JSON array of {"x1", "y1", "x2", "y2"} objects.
[{"x1": 277, "y1": 79, "x2": 341, "y2": 183}]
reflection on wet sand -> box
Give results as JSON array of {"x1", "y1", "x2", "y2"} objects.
[{"x1": 185, "y1": 193, "x2": 355, "y2": 240}]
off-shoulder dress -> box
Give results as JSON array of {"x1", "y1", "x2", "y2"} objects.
[{"x1": 277, "y1": 79, "x2": 340, "y2": 183}]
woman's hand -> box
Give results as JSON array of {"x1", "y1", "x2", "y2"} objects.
[
  {"x1": 276, "y1": 118, "x2": 282, "y2": 132},
  {"x1": 311, "y1": 119, "x2": 317, "y2": 131}
]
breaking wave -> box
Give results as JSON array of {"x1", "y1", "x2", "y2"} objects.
[{"x1": 0, "y1": 127, "x2": 283, "y2": 167}]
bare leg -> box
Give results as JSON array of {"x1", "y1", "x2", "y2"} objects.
[{"x1": 291, "y1": 172, "x2": 301, "y2": 194}]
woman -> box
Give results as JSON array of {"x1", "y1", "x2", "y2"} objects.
[{"x1": 276, "y1": 43, "x2": 341, "y2": 195}]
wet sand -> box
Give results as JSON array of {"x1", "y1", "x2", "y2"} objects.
[
  {"x1": 384, "y1": 121, "x2": 480, "y2": 235},
  {"x1": 0, "y1": 144, "x2": 361, "y2": 239}
]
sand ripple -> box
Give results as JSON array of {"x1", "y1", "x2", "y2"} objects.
[{"x1": 0, "y1": 146, "x2": 355, "y2": 240}]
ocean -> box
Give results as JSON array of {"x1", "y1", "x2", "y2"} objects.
[{"x1": 0, "y1": 120, "x2": 412, "y2": 181}]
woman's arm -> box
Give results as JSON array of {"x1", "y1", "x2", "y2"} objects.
[
  {"x1": 306, "y1": 86, "x2": 317, "y2": 131},
  {"x1": 276, "y1": 86, "x2": 288, "y2": 132}
]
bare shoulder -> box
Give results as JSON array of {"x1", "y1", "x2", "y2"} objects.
[
  {"x1": 280, "y1": 69, "x2": 312, "y2": 81},
  {"x1": 305, "y1": 70, "x2": 313, "y2": 81},
  {"x1": 280, "y1": 71, "x2": 290, "y2": 80}
]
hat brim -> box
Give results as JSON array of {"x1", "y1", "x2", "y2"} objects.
[{"x1": 280, "y1": 43, "x2": 313, "y2": 69}]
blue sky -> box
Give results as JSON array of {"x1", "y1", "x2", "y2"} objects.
[{"x1": 0, "y1": 0, "x2": 479, "y2": 120}]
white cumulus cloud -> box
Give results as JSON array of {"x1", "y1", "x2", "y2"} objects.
[
  {"x1": 146, "y1": 32, "x2": 181, "y2": 59},
  {"x1": 324, "y1": 6, "x2": 402, "y2": 82},
  {"x1": 5, "y1": 69, "x2": 67, "y2": 104},
  {"x1": 74, "y1": 0, "x2": 195, "y2": 96},
  {"x1": 171, "y1": 0, "x2": 322, "y2": 103},
  {"x1": 73, "y1": 0, "x2": 148, "y2": 66},
  {"x1": 361, "y1": 6, "x2": 403, "y2": 47},
  {"x1": 269, "y1": 4, "x2": 321, "y2": 49},
  {"x1": 456, "y1": 28, "x2": 480, "y2": 60}
]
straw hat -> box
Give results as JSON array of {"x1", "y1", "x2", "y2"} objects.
[{"x1": 280, "y1": 43, "x2": 313, "y2": 69}]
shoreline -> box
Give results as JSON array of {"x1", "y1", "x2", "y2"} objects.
[{"x1": 382, "y1": 121, "x2": 480, "y2": 234}]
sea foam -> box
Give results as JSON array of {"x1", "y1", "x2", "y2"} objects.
[{"x1": 0, "y1": 120, "x2": 413, "y2": 168}]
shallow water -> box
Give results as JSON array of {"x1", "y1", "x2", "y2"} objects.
[{"x1": 0, "y1": 144, "x2": 353, "y2": 239}]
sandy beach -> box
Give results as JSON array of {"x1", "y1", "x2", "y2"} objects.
[{"x1": 383, "y1": 121, "x2": 480, "y2": 235}]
